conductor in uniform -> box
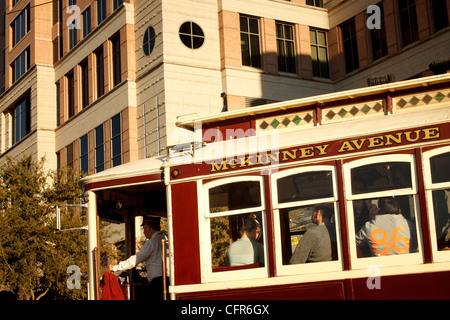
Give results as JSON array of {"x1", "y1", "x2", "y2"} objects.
[{"x1": 109, "y1": 216, "x2": 167, "y2": 300}]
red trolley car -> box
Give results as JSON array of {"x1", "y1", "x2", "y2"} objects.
[{"x1": 81, "y1": 74, "x2": 450, "y2": 300}]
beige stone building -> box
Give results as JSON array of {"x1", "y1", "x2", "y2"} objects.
[{"x1": 0, "y1": 0, "x2": 449, "y2": 175}]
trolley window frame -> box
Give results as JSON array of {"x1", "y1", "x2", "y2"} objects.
[
  {"x1": 423, "y1": 145, "x2": 450, "y2": 262},
  {"x1": 271, "y1": 165, "x2": 343, "y2": 276},
  {"x1": 344, "y1": 153, "x2": 424, "y2": 270},
  {"x1": 199, "y1": 175, "x2": 269, "y2": 283}
]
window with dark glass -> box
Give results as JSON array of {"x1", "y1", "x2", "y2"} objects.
[
  {"x1": 66, "y1": 143, "x2": 74, "y2": 168},
  {"x1": 431, "y1": 0, "x2": 449, "y2": 32},
  {"x1": 80, "y1": 134, "x2": 89, "y2": 173},
  {"x1": 350, "y1": 159, "x2": 419, "y2": 259},
  {"x1": 143, "y1": 26, "x2": 156, "y2": 56},
  {"x1": 69, "y1": 13, "x2": 77, "y2": 49},
  {"x1": 96, "y1": 47, "x2": 104, "y2": 98},
  {"x1": 83, "y1": 7, "x2": 91, "y2": 38},
  {"x1": 111, "y1": 113, "x2": 121, "y2": 167},
  {"x1": 113, "y1": 0, "x2": 123, "y2": 10},
  {"x1": 240, "y1": 16, "x2": 261, "y2": 68},
  {"x1": 306, "y1": 0, "x2": 324, "y2": 7},
  {"x1": 97, "y1": 0, "x2": 106, "y2": 24},
  {"x1": 12, "y1": 4, "x2": 30, "y2": 46},
  {"x1": 341, "y1": 18, "x2": 359, "y2": 73},
  {"x1": 12, "y1": 95, "x2": 30, "y2": 144},
  {"x1": 429, "y1": 151, "x2": 450, "y2": 252},
  {"x1": 370, "y1": 3, "x2": 388, "y2": 61},
  {"x1": 112, "y1": 35, "x2": 121, "y2": 86},
  {"x1": 95, "y1": 124, "x2": 104, "y2": 173},
  {"x1": 11, "y1": 47, "x2": 30, "y2": 83},
  {"x1": 67, "y1": 72, "x2": 75, "y2": 118},
  {"x1": 80, "y1": 60, "x2": 89, "y2": 109},
  {"x1": 276, "y1": 22, "x2": 296, "y2": 73},
  {"x1": 398, "y1": 0, "x2": 418, "y2": 47},
  {"x1": 310, "y1": 28, "x2": 329, "y2": 78},
  {"x1": 179, "y1": 21, "x2": 204, "y2": 49}
]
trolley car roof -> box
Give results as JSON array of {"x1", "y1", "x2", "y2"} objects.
[{"x1": 80, "y1": 73, "x2": 450, "y2": 190}]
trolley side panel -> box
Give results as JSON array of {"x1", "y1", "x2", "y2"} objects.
[{"x1": 171, "y1": 181, "x2": 201, "y2": 285}]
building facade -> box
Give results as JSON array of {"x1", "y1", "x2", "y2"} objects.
[{"x1": 0, "y1": 0, "x2": 448, "y2": 175}]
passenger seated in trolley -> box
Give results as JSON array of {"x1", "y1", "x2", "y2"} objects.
[
  {"x1": 289, "y1": 204, "x2": 337, "y2": 264},
  {"x1": 225, "y1": 214, "x2": 264, "y2": 267},
  {"x1": 355, "y1": 197, "x2": 417, "y2": 257}
]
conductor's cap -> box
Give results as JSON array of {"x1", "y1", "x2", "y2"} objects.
[{"x1": 141, "y1": 216, "x2": 161, "y2": 226}]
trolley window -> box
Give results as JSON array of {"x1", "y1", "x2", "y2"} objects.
[
  {"x1": 345, "y1": 154, "x2": 423, "y2": 269},
  {"x1": 424, "y1": 147, "x2": 450, "y2": 262},
  {"x1": 272, "y1": 166, "x2": 342, "y2": 276},
  {"x1": 202, "y1": 176, "x2": 267, "y2": 282}
]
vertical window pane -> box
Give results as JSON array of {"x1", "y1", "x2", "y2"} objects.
[
  {"x1": 341, "y1": 19, "x2": 359, "y2": 73},
  {"x1": 95, "y1": 125, "x2": 104, "y2": 173},
  {"x1": 432, "y1": 0, "x2": 449, "y2": 32},
  {"x1": 276, "y1": 23, "x2": 296, "y2": 73},
  {"x1": 399, "y1": 0, "x2": 418, "y2": 46},
  {"x1": 240, "y1": 16, "x2": 261, "y2": 68},
  {"x1": 83, "y1": 7, "x2": 91, "y2": 38},
  {"x1": 111, "y1": 113, "x2": 121, "y2": 167},
  {"x1": 432, "y1": 189, "x2": 450, "y2": 250},
  {"x1": 310, "y1": 29, "x2": 329, "y2": 78}
]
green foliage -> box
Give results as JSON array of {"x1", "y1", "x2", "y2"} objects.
[{"x1": 0, "y1": 155, "x2": 88, "y2": 300}]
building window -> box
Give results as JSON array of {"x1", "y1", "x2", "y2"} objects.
[
  {"x1": 11, "y1": 4, "x2": 30, "y2": 46},
  {"x1": 370, "y1": 3, "x2": 388, "y2": 61},
  {"x1": 306, "y1": 0, "x2": 324, "y2": 7},
  {"x1": 423, "y1": 147, "x2": 450, "y2": 262},
  {"x1": 111, "y1": 113, "x2": 121, "y2": 167},
  {"x1": 97, "y1": 0, "x2": 106, "y2": 25},
  {"x1": 310, "y1": 28, "x2": 329, "y2": 78},
  {"x1": 203, "y1": 176, "x2": 267, "y2": 282},
  {"x1": 66, "y1": 143, "x2": 74, "y2": 168},
  {"x1": 12, "y1": 95, "x2": 30, "y2": 144},
  {"x1": 431, "y1": 0, "x2": 449, "y2": 32},
  {"x1": 80, "y1": 60, "x2": 89, "y2": 109},
  {"x1": 111, "y1": 35, "x2": 121, "y2": 86},
  {"x1": 68, "y1": 0, "x2": 76, "y2": 6},
  {"x1": 272, "y1": 166, "x2": 341, "y2": 276},
  {"x1": 276, "y1": 22, "x2": 296, "y2": 73},
  {"x1": 398, "y1": 0, "x2": 418, "y2": 47},
  {"x1": 56, "y1": 82, "x2": 60, "y2": 126},
  {"x1": 240, "y1": 16, "x2": 261, "y2": 68},
  {"x1": 95, "y1": 124, "x2": 105, "y2": 173},
  {"x1": 341, "y1": 18, "x2": 359, "y2": 73},
  {"x1": 11, "y1": 47, "x2": 30, "y2": 83},
  {"x1": 345, "y1": 154, "x2": 422, "y2": 269},
  {"x1": 69, "y1": 26, "x2": 77, "y2": 50},
  {"x1": 143, "y1": 26, "x2": 156, "y2": 56},
  {"x1": 96, "y1": 47, "x2": 104, "y2": 98},
  {"x1": 82, "y1": 6, "x2": 91, "y2": 38},
  {"x1": 179, "y1": 21, "x2": 204, "y2": 49},
  {"x1": 113, "y1": 0, "x2": 123, "y2": 11},
  {"x1": 67, "y1": 72, "x2": 75, "y2": 118},
  {"x1": 80, "y1": 134, "x2": 89, "y2": 173}
]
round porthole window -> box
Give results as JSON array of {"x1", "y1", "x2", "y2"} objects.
[
  {"x1": 143, "y1": 26, "x2": 156, "y2": 56},
  {"x1": 179, "y1": 21, "x2": 204, "y2": 49}
]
